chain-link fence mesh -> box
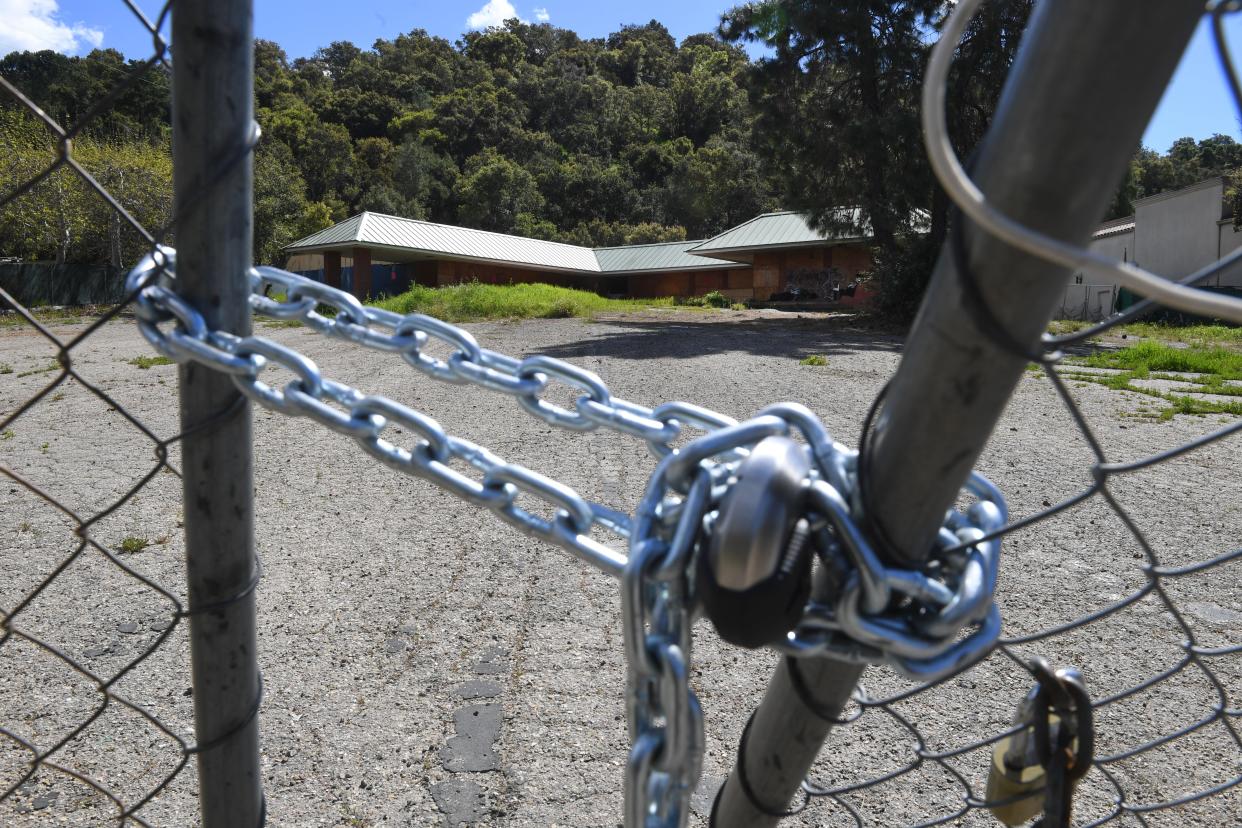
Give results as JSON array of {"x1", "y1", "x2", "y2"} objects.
[
  {"x1": 2, "y1": 1, "x2": 1241, "y2": 827},
  {"x1": 774, "y1": 346, "x2": 1242, "y2": 826},
  {"x1": 773, "y1": 2, "x2": 1242, "y2": 824},
  {"x1": 0, "y1": 3, "x2": 209, "y2": 825}
]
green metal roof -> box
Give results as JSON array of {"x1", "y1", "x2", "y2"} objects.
[
  {"x1": 688, "y1": 210, "x2": 865, "y2": 259},
  {"x1": 593, "y1": 240, "x2": 745, "y2": 273},
  {"x1": 286, "y1": 212, "x2": 743, "y2": 274},
  {"x1": 286, "y1": 212, "x2": 601, "y2": 273}
]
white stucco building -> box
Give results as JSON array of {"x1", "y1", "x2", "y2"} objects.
[{"x1": 1058, "y1": 177, "x2": 1241, "y2": 320}]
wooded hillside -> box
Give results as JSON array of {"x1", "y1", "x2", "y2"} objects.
[
  {"x1": 1, "y1": 11, "x2": 1237, "y2": 280},
  {"x1": 1, "y1": 20, "x2": 775, "y2": 265}
]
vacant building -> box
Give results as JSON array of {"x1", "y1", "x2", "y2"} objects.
[
  {"x1": 1061, "y1": 176, "x2": 1242, "y2": 320},
  {"x1": 283, "y1": 210, "x2": 877, "y2": 303}
]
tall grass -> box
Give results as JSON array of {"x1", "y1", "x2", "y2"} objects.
[
  {"x1": 1116, "y1": 322, "x2": 1242, "y2": 347},
  {"x1": 1079, "y1": 339, "x2": 1242, "y2": 379},
  {"x1": 371, "y1": 282, "x2": 675, "y2": 322},
  {"x1": 1048, "y1": 319, "x2": 1242, "y2": 348}
]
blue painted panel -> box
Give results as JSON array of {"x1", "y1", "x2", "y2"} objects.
[{"x1": 290, "y1": 264, "x2": 413, "y2": 299}]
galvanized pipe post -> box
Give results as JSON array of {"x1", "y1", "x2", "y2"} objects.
[
  {"x1": 712, "y1": 1, "x2": 1203, "y2": 823},
  {"x1": 172, "y1": 2, "x2": 264, "y2": 826}
]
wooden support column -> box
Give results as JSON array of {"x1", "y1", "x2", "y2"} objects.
[
  {"x1": 351, "y1": 247, "x2": 372, "y2": 299},
  {"x1": 323, "y1": 250, "x2": 342, "y2": 289}
]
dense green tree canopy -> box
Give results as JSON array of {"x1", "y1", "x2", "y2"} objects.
[
  {"x1": 1107, "y1": 133, "x2": 1242, "y2": 220},
  {"x1": 1, "y1": 21, "x2": 778, "y2": 263},
  {"x1": 1, "y1": 13, "x2": 1238, "y2": 284}
]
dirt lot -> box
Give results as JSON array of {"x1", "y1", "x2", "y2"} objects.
[{"x1": 1, "y1": 309, "x2": 1239, "y2": 826}]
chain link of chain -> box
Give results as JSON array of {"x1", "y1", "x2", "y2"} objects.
[
  {"x1": 126, "y1": 249, "x2": 1008, "y2": 827},
  {"x1": 779, "y1": 460, "x2": 1007, "y2": 680}
]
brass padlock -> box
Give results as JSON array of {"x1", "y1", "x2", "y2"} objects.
[
  {"x1": 986, "y1": 712, "x2": 1075, "y2": 826},
  {"x1": 986, "y1": 662, "x2": 1092, "y2": 827}
]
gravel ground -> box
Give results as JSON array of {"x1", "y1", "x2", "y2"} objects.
[{"x1": 1, "y1": 308, "x2": 1239, "y2": 827}]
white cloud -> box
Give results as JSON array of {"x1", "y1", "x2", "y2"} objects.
[
  {"x1": 466, "y1": 0, "x2": 522, "y2": 30},
  {"x1": 533, "y1": 7, "x2": 550, "y2": 23},
  {"x1": 0, "y1": 0, "x2": 104, "y2": 55}
]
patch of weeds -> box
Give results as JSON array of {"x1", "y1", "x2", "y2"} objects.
[
  {"x1": 0, "y1": 307, "x2": 90, "y2": 328},
  {"x1": 49, "y1": 392, "x2": 64, "y2": 402},
  {"x1": 128, "y1": 355, "x2": 174, "y2": 369},
  {"x1": 39, "y1": 442, "x2": 49, "y2": 454},
  {"x1": 1, "y1": 430, "x2": 13, "y2": 440},
  {"x1": 340, "y1": 802, "x2": 371, "y2": 827},
  {"x1": 730, "y1": 302, "x2": 748, "y2": 311},
  {"x1": 16, "y1": 361, "x2": 60, "y2": 378},
  {"x1": 799, "y1": 354, "x2": 829, "y2": 367},
  {"x1": 1047, "y1": 319, "x2": 1089, "y2": 336},
  {"x1": 0, "y1": 363, "x2": 11, "y2": 374},
  {"x1": 1060, "y1": 362, "x2": 1242, "y2": 419},
  {"x1": 118, "y1": 536, "x2": 150, "y2": 554},
  {"x1": 539, "y1": 299, "x2": 576, "y2": 319},
  {"x1": 19, "y1": 521, "x2": 32, "y2": 533}
]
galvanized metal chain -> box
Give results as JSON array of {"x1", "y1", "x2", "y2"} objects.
[
  {"x1": 779, "y1": 450, "x2": 1008, "y2": 681},
  {"x1": 126, "y1": 249, "x2": 1009, "y2": 826}
]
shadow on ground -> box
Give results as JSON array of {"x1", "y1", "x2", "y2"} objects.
[{"x1": 540, "y1": 315, "x2": 906, "y2": 362}]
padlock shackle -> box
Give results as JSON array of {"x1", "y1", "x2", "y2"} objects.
[{"x1": 1030, "y1": 659, "x2": 1094, "y2": 779}]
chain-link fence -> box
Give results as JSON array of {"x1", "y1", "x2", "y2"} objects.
[
  {"x1": 766, "y1": 251, "x2": 1242, "y2": 824},
  {"x1": 0, "y1": 3, "x2": 232, "y2": 825},
  {"x1": 756, "y1": 1, "x2": 1242, "y2": 823},
  {"x1": 3, "y1": 1, "x2": 1242, "y2": 827}
]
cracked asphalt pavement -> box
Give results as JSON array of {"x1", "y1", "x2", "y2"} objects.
[{"x1": 1, "y1": 309, "x2": 1239, "y2": 826}]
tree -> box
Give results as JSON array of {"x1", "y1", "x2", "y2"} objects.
[
  {"x1": 600, "y1": 22, "x2": 678, "y2": 87},
  {"x1": 1105, "y1": 134, "x2": 1242, "y2": 220},
  {"x1": 670, "y1": 44, "x2": 745, "y2": 146},
  {"x1": 254, "y1": 142, "x2": 317, "y2": 264},
  {"x1": 298, "y1": 121, "x2": 356, "y2": 203},
  {"x1": 254, "y1": 40, "x2": 295, "y2": 110},
  {"x1": 721, "y1": 0, "x2": 1031, "y2": 318},
  {"x1": 390, "y1": 138, "x2": 458, "y2": 220},
  {"x1": 0, "y1": 48, "x2": 170, "y2": 139},
  {"x1": 721, "y1": 1, "x2": 943, "y2": 252},
  {"x1": 0, "y1": 109, "x2": 172, "y2": 264},
  {"x1": 5, "y1": 16, "x2": 801, "y2": 261},
  {"x1": 456, "y1": 149, "x2": 544, "y2": 232},
  {"x1": 667, "y1": 138, "x2": 774, "y2": 237}
]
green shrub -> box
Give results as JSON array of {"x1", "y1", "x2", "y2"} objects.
[
  {"x1": 799, "y1": 354, "x2": 829, "y2": 366},
  {"x1": 702, "y1": 290, "x2": 730, "y2": 308}
]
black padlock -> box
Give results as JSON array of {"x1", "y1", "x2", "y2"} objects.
[{"x1": 697, "y1": 436, "x2": 814, "y2": 649}]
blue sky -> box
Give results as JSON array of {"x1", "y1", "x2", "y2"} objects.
[{"x1": 7, "y1": 0, "x2": 1242, "y2": 153}]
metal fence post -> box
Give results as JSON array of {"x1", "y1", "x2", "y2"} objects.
[
  {"x1": 172, "y1": 2, "x2": 264, "y2": 826},
  {"x1": 712, "y1": 1, "x2": 1204, "y2": 823}
]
